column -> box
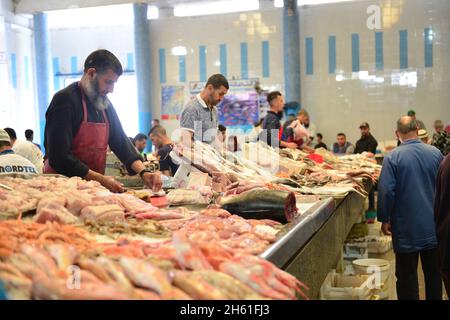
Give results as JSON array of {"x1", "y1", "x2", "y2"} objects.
[
  {"x1": 33, "y1": 12, "x2": 52, "y2": 151},
  {"x1": 283, "y1": 0, "x2": 301, "y2": 105},
  {"x1": 133, "y1": 3, "x2": 153, "y2": 145}
]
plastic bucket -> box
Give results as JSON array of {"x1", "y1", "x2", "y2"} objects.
[{"x1": 352, "y1": 258, "x2": 391, "y2": 284}]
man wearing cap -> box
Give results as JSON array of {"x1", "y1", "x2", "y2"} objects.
[
  {"x1": 418, "y1": 129, "x2": 430, "y2": 144},
  {"x1": 407, "y1": 110, "x2": 426, "y2": 130},
  {"x1": 355, "y1": 122, "x2": 378, "y2": 214},
  {"x1": 0, "y1": 129, "x2": 38, "y2": 176},
  {"x1": 354, "y1": 122, "x2": 378, "y2": 155},
  {"x1": 44, "y1": 49, "x2": 162, "y2": 193},
  {"x1": 4, "y1": 127, "x2": 43, "y2": 173}
]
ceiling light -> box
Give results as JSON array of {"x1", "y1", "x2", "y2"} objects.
[
  {"x1": 174, "y1": 0, "x2": 259, "y2": 17},
  {"x1": 147, "y1": 6, "x2": 159, "y2": 20},
  {"x1": 171, "y1": 46, "x2": 187, "y2": 56},
  {"x1": 274, "y1": 0, "x2": 358, "y2": 7}
]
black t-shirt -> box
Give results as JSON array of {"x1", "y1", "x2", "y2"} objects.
[
  {"x1": 157, "y1": 144, "x2": 179, "y2": 175},
  {"x1": 315, "y1": 142, "x2": 328, "y2": 150},
  {"x1": 258, "y1": 111, "x2": 281, "y2": 146},
  {"x1": 44, "y1": 82, "x2": 141, "y2": 177},
  {"x1": 354, "y1": 133, "x2": 378, "y2": 154}
]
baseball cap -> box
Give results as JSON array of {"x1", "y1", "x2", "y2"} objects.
[
  {"x1": 418, "y1": 129, "x2": 428, "y2": 139},
  {"x1": 407, "y1": 110, "x2": 416, "y2": 116},
  {"x1": 359, "y1": 122, "x2": 370, "y2": 129},
  {"x1": 0, "y1": 129, "x2": 11, "y2": 143}
]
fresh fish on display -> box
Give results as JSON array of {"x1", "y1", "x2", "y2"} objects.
[{"x1": 220, "y1": 189, "x2": 298, "y2": 223}]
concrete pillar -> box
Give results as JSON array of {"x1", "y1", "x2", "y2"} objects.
[
  {"x1": 283, "y1": 0, "x2": 301, "y2": 106},
  {"x1": 133, "y1": 3, "x2": 153, "y2": 146},
  {"x1": 33, "y1": 12, "x2": 52, "y2": 151}
]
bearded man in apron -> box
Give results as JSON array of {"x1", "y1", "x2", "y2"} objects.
[{"x1": 44, "y1": 50, "x2": 161, "y2": 192}]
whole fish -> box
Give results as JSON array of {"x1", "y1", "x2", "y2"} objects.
[{"x1": 220, "y1": 189, "x2": 298, "y2": 223}]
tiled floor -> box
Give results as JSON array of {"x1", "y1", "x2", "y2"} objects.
[
  {"x1": 349, "y1": 194, "x2": 448, "y2": 300},
  {"x1": 372, "y1": 248, "x2": 448, "y2": 300}
]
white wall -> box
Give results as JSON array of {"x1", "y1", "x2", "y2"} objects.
[
  {"x1": 3, "y1": 0, "x2": 450, "y2": 146},
  {"x1": 299, "y1": 0, "x2": 450, "y2": 145},
  {"x1": 149, "y1": 8, "x2": 284, "y2": 135},
  {"x1": 0, "y1": 0, "x2": 36, "y2": 141}
]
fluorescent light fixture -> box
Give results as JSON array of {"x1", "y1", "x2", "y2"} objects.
[
  {"x1": 47, "y1": 4, "x2": 133, "y2": 29},
  {"x1": 335, "y1": 74, "x2": 344, "y2": 82},
  {"x1": 171, "y1": 46, "x2": 187, "y2": 56},
  {"x1": 391, "y1": 71, "x2": 417, "y2": 87},
  {"x1": 147, "y1": 6, "x2": 159, "y2": 20},
  {"x1": 426, "y1": 28, "x2": 434, "y2": 41},
  {"x1": 274, "y1": 0, "x2": 357, "y2": 7},
  {"x1": 358, "y1": 70, "x2": 369, "y2": 80},
  {"x1": 274, "y1": 0, "x2": 283, "y2": 7},
  {"x1": 214, "y1": 60, "x2": 221, "y2": 67},
  {"x1": 174, "y1": 0, "x2": 259, "y2": 17}
]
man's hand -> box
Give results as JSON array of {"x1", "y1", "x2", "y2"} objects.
[
  {"x1": 301, "y1": 145, "x2": 315, "y2": 154},
  {"x1": 85, "y1": 170, "x2": 124, "y2": 193},
  {"x1": 99, "y1": 175, "x2": 125, "y2": 193},
  {"x1": 381, "y1": 222, "x2": 392, "y2": 236},
  {"x1": 285, "y1": 142, "x2": 298, "y2": 149},
  {"x1": 142, "y1": 171, "x2": 162, "y2": 192}
]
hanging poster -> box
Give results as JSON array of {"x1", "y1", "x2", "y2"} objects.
[
  {"x1": 189, "y1": 78, "x2": 259, "y2": 94},
  {"x1": 217, "y1": 92, "x2": 259, "y2": 127},
  {"x1": 161, "y1": 85, "x2": 184, "y2": 120}
]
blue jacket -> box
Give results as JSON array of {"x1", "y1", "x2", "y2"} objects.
[{"x1": 377, "y1": 139, "x2": 443, "y2": 253}]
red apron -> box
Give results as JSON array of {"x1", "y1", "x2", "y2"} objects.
[{"x1": 44, "y1": 82, "x2": 110, "y2": 175}]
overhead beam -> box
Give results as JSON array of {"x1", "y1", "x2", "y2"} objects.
[{"x1": 14, "y1": 0, "x2": 154, "y2": 14}]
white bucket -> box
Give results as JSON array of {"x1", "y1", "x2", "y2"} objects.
[{"x1": 352, "y1": 258, "x2": 391, "y2": 288}]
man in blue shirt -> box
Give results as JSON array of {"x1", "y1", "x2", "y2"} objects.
[{"x1": 378, "y1": 116, "x2": 443, "y2": 300}]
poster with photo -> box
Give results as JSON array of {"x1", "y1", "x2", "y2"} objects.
[
  {"x1": 161, "y1": 85, "x2": 184, "y2": 120},
  {"x1": 217, "y1": 92, "x2": 259, "y2": 127}
]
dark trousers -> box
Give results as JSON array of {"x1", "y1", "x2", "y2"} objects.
[
  {"x1": 442, "y1": 272, "x2": 450, "y2": 300},
  {"x1": 395, "y1": 248, "x2": 442, "y2": 300},
  {"x1": 368, "y1": 183, "x2": 377, "y2": 211}
]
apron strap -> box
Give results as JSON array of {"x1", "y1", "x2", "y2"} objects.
[{"x1": 78, "y1": 81, "x2": 88, "y2": 123}]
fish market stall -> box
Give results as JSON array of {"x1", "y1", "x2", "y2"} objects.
[
  {"x1": 0, "y1": 175, "x2": 308, "y2": 300},
  {"x1": 0, "y1": 141, "x2": 380, "y2": 300},
  {"x1": 263, "y1": 189, "x2": 371, "y2": 299}
]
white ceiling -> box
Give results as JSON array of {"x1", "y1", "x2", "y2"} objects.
[
  {"x1": 12, "y1": 0, "x2": 363, "y2": 14},
  {"x1": 12, "y1": 0, "x2": 224, "y2": 14}
]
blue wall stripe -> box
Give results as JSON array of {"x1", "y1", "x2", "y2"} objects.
[
  {"x1": 262, "y1": 41, "x2": 270, "y2": 78},
  {"x1": 240, "y1": 42, "x2": 248, "y2": 79},
  {"x1": 351, "y1": 33, "x2": 360, "y2": 72},
  {"x1": 52, "y1": 57, "x2": 61, "y2": 91},
  {"x1": 375, "y1": 32, "x2": 384, "y2": 71},
  {"x1": 70, "y1": 56, "x2": 77, "y2": 74},
  {"x1": 24, "y1": 56, "x2": 30, "y2": 89},
  {"x1": 220, "y1": 44, "x2": 227, "y2": 76},
  {"x1": 179, "y1": 56, "x2": 186, "y2": 82},
  {"x1": 199, "y1": 45, "x2": 207, "y2": 82},
  {"x1": 399, "y1": 30, "x2": 408, "y2": 69},
  {"x1": 305, "y1": 37, "x2": 314, "y2": 75},
  {"x1": 158, "y1": 48, "x2": 166, "y2": 83},
  {"x1": 328, "y1": 36, "x2": 336, "y2": 74},
  {"x1": 11, "y1": 53, "x2": 17, "y2": 89},
  {"x1": 127, "y1": 52, "x2": 134, "y2": 71},
  {"x1": 424, "y1": 28, "x2": 433, "y2": 68}
]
